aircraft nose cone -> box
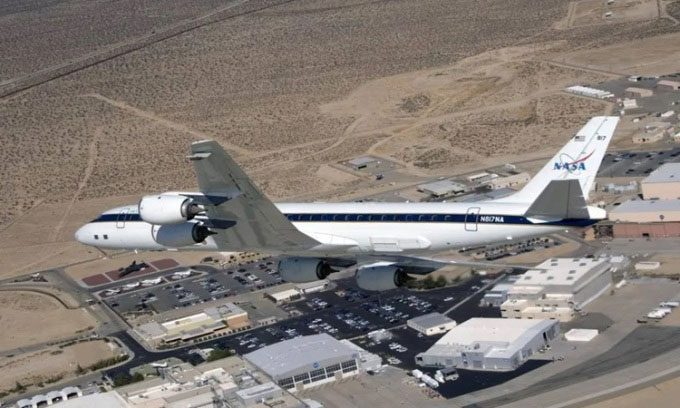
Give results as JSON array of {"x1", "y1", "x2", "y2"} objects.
[{"x1": 75, "y1": 224, "x2": 89, "y2": 244}]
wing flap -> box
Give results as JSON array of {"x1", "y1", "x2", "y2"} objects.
[{"x1": 189, "y1": 140, "x2": 318, "y2": 251}]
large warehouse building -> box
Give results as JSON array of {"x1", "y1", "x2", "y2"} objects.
[
  {"x1": 136, "y1": 302, "x2": 248, "y2": 344},
  {"x1": 500, "y1": 257, "x2": 612, "y2": 321},
  {"x1": 641, "y1": 163, "x2": 680, "y2": 200},
  {"x1": 415, "y1": 318, "x2": 559, "y2": 372},
  {"x1": 245, "y1": 334, "x2": 377, "y2": 392}
]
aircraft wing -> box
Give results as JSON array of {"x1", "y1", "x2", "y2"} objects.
[
  {"x1": 187, "y1": 140, "x2": 319, "y2": 251},
  {"x1": 355, "y1": 254, "x2": 534, "y2": 275}
]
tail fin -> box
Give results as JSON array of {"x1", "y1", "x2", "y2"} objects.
[{"x1": 500, "y1": 116, "x2": 619, "y2": 203}]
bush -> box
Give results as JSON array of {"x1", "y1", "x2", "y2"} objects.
[
  {"x1": 113, "y1": 372, "x2": 144, "y2": 387},
  {"x1": 88, "y1": 355, "x2": 128, "y2": 371},
  {"x1": 206, "y1": 347, "x2": 233, "y2": 362}
]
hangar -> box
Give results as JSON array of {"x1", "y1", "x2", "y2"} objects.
[
  {"x1": 641, "y1": 163, "x2": 680, "y2": 200},
  {"x1": 415, "y1": 318, "x2": 559, "y2": 372},
  {"x1": 407, "y1": 312, "x2": 457, "y2": 336},
  {"x1": 500, "y1": 257, "x2": 612, "y2": 321},
  {"x1": 244, "y1": 334, "x2": 366, "y2": 392}
]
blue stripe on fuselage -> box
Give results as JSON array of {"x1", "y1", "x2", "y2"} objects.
[{"x1": 90, "y1": 212, "x2": 596, "y2": 227}]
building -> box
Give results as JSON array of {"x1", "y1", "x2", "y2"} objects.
[
  {"x1": 415, "y1": 318, "x2": 559, "y2": 372},
  {"x1": 265, "y1": 288, "x2": 302, "y2": 304},
  {"x1": 488, "y1": 172, "x2": 530, "y2": 189},
  {"x1": 624, "y1": 87, "x2": 653, "y2": 98},
  {"x1": 610, "y1": 199, "x2": 680, "y2": 223},
  {"x1": 622, "y1": 98, "x2": 638, "y2": 110},
  {"x1": 417, "y1": 180, "x2": 468, "y2": 198},
  {"x1": 612, "y1": 221, "x2": 680, "y2": 238},
  {"x1": 658, "y1": 79, "x2": 680, "y2": 91},
  {"x1": 295, "y1": 280, "x2": 330, "y2": 294},
  {"x1": 565, "y1": 85, "x2": 614, "y2": 99},
  {"x1": 481, "y1": 277, "x2": 519, "y2": 307},
  {"x1": 340, "y1": 339, "x2": 383, "y2": 372},
  {"x1": 633, "y1": 130, "x2": 665, "y2": 144},
  {"x1": 609, "y1": 199, "x2": 680, "y2": 237},
  {"x1": 347, "y1": 156, "x2": 380, "y2": 171},
  {"x1": 244, "y1": 334, "x2": 363, "y2": 392},
  {"x1": 17, "y1": 387, "x2": 86, "y2": 408},
  {"x1": 500, "y1": 258, "x2": 612, "y2": 321},
  {"x1": 564, "y1": 328, "x2": 598, "y2": 342},
  {"x1": 466, "y1": 172, "x2": 498, "y2": 184},
  {"x1": 641, "y1": 163, "x2": 680, "y2": 200},
  {"x1": 407, "y1": 313, "x2": 457, "y2": 336},
  {"x1": 235, "y1": 382, "x2": 284, "y2": 406},
  {"x1": 136, "y1": 302, "x2": 248, "y2": 344}
]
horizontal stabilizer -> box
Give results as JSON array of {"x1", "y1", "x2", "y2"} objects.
[{"x1": 524, "y1": 179, "x2": 589, "y2": 220}]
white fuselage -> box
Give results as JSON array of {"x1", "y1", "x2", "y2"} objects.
[{"x1": 75, "y1": 200, "x2": 590, "y2": 255}]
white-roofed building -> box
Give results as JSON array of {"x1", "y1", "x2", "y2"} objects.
[
  {"x1": 641, "y1": 163, "x2": 680, "y2": 200},
  {"x1": 658, "y1": 79, "x2": 680, "y2": 90},
  {"x1": 244, "y1": 334, "x2": 362, "y2": 392},
  {"x1": 417, "y1": 180, "x2": 468, "y2": 198},
  {"x1": 347, "y1": 156, "x2": 381, "y2": 170},
  {"x1": 407, "y1": 312, "x2": 457, "y2": 336},
  {"x1": 265, "y1": 288, "x2": 302, "y2": 304},
  {"x1": 415, "y1": 318, "x2": 559, "y2": 371},
  {"x1": 135, "y1": 302, "x2": 247, "y2": 345},
  {"x1": 500, "y1": 258, "x2": 612, "y2": 321},
  {"x1": 235, "y1": 382, "x2": 284, "y2": 406}
]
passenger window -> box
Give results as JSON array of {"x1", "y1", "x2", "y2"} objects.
[
  {"x1": 103, "y1": 234, "x2": 108, "y2": 239},
  {"x1": 94, "y1": 235, "x2": 99, "y2": 240}
]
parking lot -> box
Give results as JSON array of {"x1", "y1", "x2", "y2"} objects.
[
  {"x1": 104, "y1": 257, "x2": 284, "y2": 316},
  {"x1": 191, "y1": 275, "x2": 500, "y2": 356},
  {"x1": 598, "y1": 148, "x2": 680, "y2": 178}
]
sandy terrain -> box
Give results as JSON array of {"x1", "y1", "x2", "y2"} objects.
[
  {"x1": 0, "y1": 340, "x2": 119, "y2": 392},
  {"x1": 636, "y1": 253, "x2": 680, "y2": 277},
  {"x1": 586, "y1": 375, "x2": 680, "y2": 408},
  {"x1": 0, "y1": 0, "x2": 678, "y2": 281},
  {"x1": 0, "y1": 291, "x2": 97, "y2": 352}
]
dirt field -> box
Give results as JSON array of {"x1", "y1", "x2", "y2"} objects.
[
  {"x1": 0, "y1": 291, "x2": 97, "y2": 352},
  {"x1": 0, "y1": 0, "x2": 679, "y2": 279},
  {"x1": 0, "y1": 340, "x2": 120, "y2": 392},
  {"x1": 586, "y1": 375, "x2": 680, "y2": 408}
]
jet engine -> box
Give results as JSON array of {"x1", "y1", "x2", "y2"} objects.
[
  {"x1": 355, "y1": 264, "x2": 409, "y2": 291},
  {"x1": 278, "y1": 257, "x2": 332, "y2": 283},
  {"x1": 151, "y1": 223, "x2": 213, "y2": 248},
  {"x1": 139, "y1": 194, "x2": 201, "y2": 225}
]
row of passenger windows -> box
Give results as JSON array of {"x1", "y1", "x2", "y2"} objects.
[{"x1": 285, "y1": 213, "x2": 477, "y2": 222}]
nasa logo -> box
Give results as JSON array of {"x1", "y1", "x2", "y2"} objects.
[
  {"x1": 553, "y1": 162, "x2": 586, "y2": 171},
  {"x1": 554, "y1": 150, "x2": 594, "y2": 173}
]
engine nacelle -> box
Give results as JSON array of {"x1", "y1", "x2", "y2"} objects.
[
  {"x1": 355, "y1": 265, "x2": 409, "y2": 291},
  {"x1": 139, "y1": 194, "x2": 201, "y2": 225},
  {"x1": 151, "y1": 223, "x2": 212, "y2": 248},
  {"x1": 278, "y1": 257, "x2": 332, "y2": 283}
]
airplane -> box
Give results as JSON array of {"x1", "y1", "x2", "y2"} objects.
[
  {"x1": 141, "y1": 277, "x2": 163, "y2": 286},
  {"x1": 173, "y1": 270, "x2": 193, "y2": 279},
  {"x1": 123, "y1": 282, "x2": 141, "y2": 290},
  {"x1": 104, "y1": 288, "x2": 121, "y2": 296},
  {"x1": 76, "y1": 116, "x2": 619, "y2": 291}
]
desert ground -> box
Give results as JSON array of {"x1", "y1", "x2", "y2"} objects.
[
  {"x1": 2, "y1": 0, "x2": 680, "y2": 281},
  {"x1": 586, "y1": 376, "x2": 680, "y2": 408},
  {"x1": 0, "y1": 291, "x2": 97, "y2": 352},
  {"x1": 0, "y1": 339, "x2": 120, "y2": 392}
]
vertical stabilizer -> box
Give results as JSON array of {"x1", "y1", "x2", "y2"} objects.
[{"x1": 500, "y1": 116, "x2": 619, "y2": 203}]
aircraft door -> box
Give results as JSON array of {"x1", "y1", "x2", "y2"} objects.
[
  {"x1": 465, "y1": 207, "x2": 480, "y2": 231},
  {"x1": 116, "y1": 208, "x2": 128, "y2": 229}
]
